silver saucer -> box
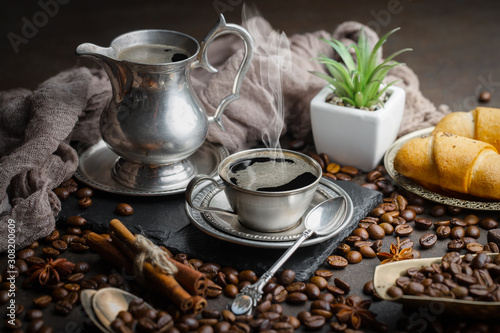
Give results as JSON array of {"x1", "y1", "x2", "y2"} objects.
[
  {"x1": 185, "y1": 178, "x2": 354, "y2": 248},
  {"x1": 75, "y1": 140, "x2": 229, "y2": 196}
]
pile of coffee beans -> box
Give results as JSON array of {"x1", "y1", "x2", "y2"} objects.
[{"x1": 387, "y1": 252, "x2": 500, "y2": 301}]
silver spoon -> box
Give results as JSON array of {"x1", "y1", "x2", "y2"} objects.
[
  {"x1": 81, "y1": 287, "x2": 154, "y2": 333},
  {"x1": 230, "y1": 196, "x2": 347, "y2": 315}
]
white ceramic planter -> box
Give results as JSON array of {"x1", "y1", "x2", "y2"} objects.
[{"x1": 310, "y1": 85, "x2": 406, "y2": 172}]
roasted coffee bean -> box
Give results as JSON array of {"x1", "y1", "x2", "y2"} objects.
[
  {"x1": 66, "y1": 227, "x2": 82, "y2": 236},
  {"x1": 478, "y1": 90, "x2": 492, "y2": 102},
  {"x1": 448, "y1": 239, "x2": 465, "y2": 251},
  {"x1": 42, "y1": 247, "x2": 60, "y2": 258},
  {"x1": 333, "y1": 278, "x2": 351, "y2": 292},
  {"x1": 464, "y1": 225, "x2": 480, "y2": 238},
  {"x1": 351, "y1": 228, "x2": 369, "y2": 240},
  {"x1": 480, "y1": 217, "x2": 498, "y2": 230},
  {"x1": 344, "y1": 235, "x2": 361, "y2": 246},
  {"x1": 78, "y1": 197, "x2": 92, "y2": 209},
  {"x1": 26, "y1": 309, "x2": 44, "y2": 321},
  {"x1": 314, "y1": 270, "x2": 333, "y2": 280},
  {"x1": 387, "y1": 286, "x2": 403, "y2": 298},
  {"x1": 419, "y1": 233, "x2": 437, "y2": 249},
  {"x1": 367, "y1": 224, "x2": 385, "y2": 240},
  {"x1": 44, "y1": 230, "x2": 60, "y2": 242},
  {"x1": 66, "y1": 216, "x2": 87, "y2": 227},
  {"x1": 366, "y1": 170, "x2": 383, "y2": 182},
  {"x1": 404, "y1": 282, "x2": 425, "y2": 295},
  {"x1": 326, "y1": 255, "x2": 348, "y2": 269},
  {"x1": 51, "y1": 287, "x2": 69, "y2": 301},
  {"x1": 318, "y1": 153, "x2": 330, "y2": 168},
  {"x1": 17, "y1": 248, "x2": 35, "y2": 260},
  {"x1": 372, "y1": 239, "x2": 383, "y2": 253},
  {"x1": 430, "y1": 205, "x2": 446, "y2": 217},
  {"x1": 51, "y1": 240, "x2": 68, "y2": 252},
  {"x1": 206, "y1": 280, "x2": 223, "y2": 298},
  {"x1": 54, "y1": 187, "x2": 70, "y2": 201},
  {"x1": 466, "y1": 242, "x2": 484, "y2": 253},
  {"x1": 272, "y1": 285, "x2": 288, "y2": 303},
  {"x1": 326, "y1": 163, "x2": 340, "y2": 174},
  {"x1": 340, "y1": 165, "x2": 358, "y2": 176},
  {"x1": 4, "y1": 318, "x2": 22, "y2": 330},
  {"x1": 407, "y1": 205, "x2": 425, "y2": 215},
  {"x1": 0, "y1": 290, "x2": 9, "y2": 304},
  {"x1": 285, "y1": 281, "x2": 306, "y2": 293},
  {"x1": 378, "y1": 222, "x2": 394, "y2": 235},
  {"x1": 75, "y1": 187, "x2": 94, "y2": 199},
  {"x1": 400, "y1": 209, "x2": 416, "y2": 222},
  {"x1": 363, "y1": 281, "x2": 374, "y2": 296},
  {"x1": 395, "y1": 224, "x2": 413, "y2": 237},
  {"x1": 346, "y1": 251, "x2": 362, "y2": 264},
  {"x1": 33, "y1": 295, "x2": 52, "y2": 308},
  {"x1": 436, "y1": 225, "x2": 451, "y2": 239},
  {"x1": 14, "y1": 259, "x2": 28, "y2": 275},
  {"x1": 370, "y1": 207, "x2": 385, "y2": 218},
  {"x1": 54, "y1": 300, "x2": 73, "y2": 315},
  {"x1": 73, "y1": 262, "x2": 90, "y2": 274},
  {"x1": 450, "y1": 226, "x2": 465, "y2": 239},
  {"x1": 223, "y1": 284, "x2": 238, "y2": 298},
  {"x1": 64, "y1": 292, "x2": 79, "y2": 306},
  {"x1": 64, "y1": 283, "x2": 80, "y2": 292},
  {"x1": 278, "y1": 269, "x2": 295, "y2": 286},
  {"x1": 335, "y1": 172, "x2": 352, "y2": 181},
  {"x1": 286, "y1": 292, "x2": 307, "y2": 304},
  {"x1": 304, "y1": 283, "x2": 321, "y2": 300},
  {"x1": 353, "y1": 240, "x2": 373, "y2": 250},
  {"x1": 359, "y1": 245, "x2": 376, "y2": 259},
  {"x1": 486, "y1": 242, "x2": 500, "y2": 253},
  {"x1": 302, "y1": 315, "x2": 325, "y2": 330},
  {"x1": 309, "y1": 276, "x2": 328, "y2": 290},
  {"x1": 308, "y1": 152, "x2": 324, "y2": 170},
  {"x1": 116, "y1": 203, "x2": 134, "y2": 216},
  {"x1": 464, "y1": 214, "x2": 480, "y2": 225},
  {"x1": 336, "y1": 243, "x2": 351, "y2": 256}
]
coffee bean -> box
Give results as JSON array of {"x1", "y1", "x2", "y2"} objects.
[
  {"x1": 387, "y1": 286, "x2": 403, "y2": 298},
  {"x1": 17, "y1": 248, "x2": 35, "y2": 260},
  {"x1": 314, "y1": 270, "x2": 333, "y2": 280},
  {"x1": 44, "y1": 230, "x2": 60, "y2": 242},
  {"x1": 51, "y1": 287, "x2": 69, "y2": 301},
  {"x1": 54, "y1": 187, "x2": 69, "y2": 201},
  {"x1": 326, "y1": 255, "x2": 348, "y2": 269},
  {"x1": 447, "y1": 239, "x2": 465, "y2": 251},
  {"x1": 335, "y1": 173, "x2": 352, "y2": 181},
  {"x1": 449, "y1": 226, "x2": 465, "y2": 239},
  {"x1": 464, "y1": 214, "x2": 480, "y2": 226},
  {"x1": 414, "y1": 218, "x2": 432, "y2": 230},
  {"x1": 352, "y1": 228, "x2": 369, "y2": 240},
  {"x1": 333, "y1": 278, "x2": 351, "y2": 292},
  {"x1": 26, "y1": 309, "x2": 44, "y2": 321},
  {"x1": 33, "y1": 295, "x2": 52, "y2": 308},
  {"x1": 70, "y1": 242, "x2": 89, "y2": 252},
  {"x1": 75, "y1": 187, "x2": 94, "y2": 199},
  {"x1": 359, "y1": 245, "x2": 376, "y2": 258},
  {"x1": 308, "y1": 152, "x2": 324, "y2": 170},
  {"x1": 395, "y1": 224, "x2": 413, "y2": 237},
  {"x1": 404, "y1": 282, "x2": 425, "y2": 295},
  {"x1": 223, "y1": 284, "x2": 238, "y2": 298},
  {"x1": 363, "y1": 281, "x2": 374, "y2": 296},
  {"x1": 480, "y1": 217, "x2": 498, "y2": 230},
  {"x1": 478, "y1": 90, "x2": 492, "y2": 102},
  {"x1": 344, "y1": 235, "x2": 361, "y2": 246},
  {"x1": 372, "y1": 239, "x2": 383, "y2": 253},
  {"x1": 206, "y1": 280, "x2": 223, "y2": 298},
  {"x1": 73, "y1": 262, "x2": 90, "y2": 274},
  {"x1": 466, "y1": 243, "x2": 484, "y2": 253},
  {"x1": 419, "y1": 233, "x2": 437, "y2": 249},
  {"x1": 309, "y1": 276, "x2": 328, "y2": 290},
  {"x1": 367, "y1": 224, "x2": 385, "y2": 240},
  {"x1": 323, "y1": 173, "x2": 337, "y2": 180},
  {"x1": 304, "y1": 283, "x2": 321, "y2": 300},
  {"x1": 285, "y1": 281, "x2": 306, "y2": 293},
  {"x1": 302, "y1": 315, "x2": 325, "y2": 330},
  {"x1": 377, "y1": 223, "x2": 393, "y2": 236},
  {"x1": 430, "y1": 205, "x2": 446, "y2": 217},
  {"x1": 286, "y1": 292, "x2": 307, "y2": 304},
  {"x1": 361, "y1": 183, "x2": 378, "y2": 191},
  {"x1": 464, "y1": 225, "x2": 480, "y2": 239},
  {"x1": 346, "y1": 251, "x2": 362, "y2": 264},
  {"x1": 436, "y1": 225, "x2": 451, "y2": 239},
  {"x1": 366, "y1": 170, "x2": 383, "y2": 183},
  {"x1": 54, "y1": 300, "x2": 73, "y2": 315},
  {"x1": 326, "y1": 163, "x2": 340, "y2": 174},
  {"x1": 278, "y1": 269, "x2": 295, "y2": 286},
  {"x1": 51, "y1": 240, "x2": 68, "y2": 252},
  {"x1": 116, "y1": 203, "x2": 134, "y2": 216},
  {"x1": 407, "y1": 205, "x2": 425, "y2": 215},
  {"x1": 340, "y1": 166, "x2": 358, "y2": 176},
  {"x1": 78, "y1": 197, "x2": 92, "y2": 209},
  {"x1": 42, "y1": 247, "x2": 60, "y2": 258},
  {"x1": 66, "y1": 216, "x2": 87, "y2": 227},
  {"x1": 400, "y1": 209, "x2": 416, "y2": 222},
  {"x1": 272, "y1": 285, "x2": 288, "y2": 303},
  {"x1": 66, "y1": 227, "x2": 82, "y2": 236},
  {"x1": 239, "y1": 270, "x2": 257, "y2": 283}
]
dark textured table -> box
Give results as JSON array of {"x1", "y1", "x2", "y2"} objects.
[{"x1": 2, "y1": 1, "x2": 500, "y2": 332}]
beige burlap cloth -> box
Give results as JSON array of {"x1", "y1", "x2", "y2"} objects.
[{"x1": 0, "y1": 18, "x2": 450, "y2": 252}]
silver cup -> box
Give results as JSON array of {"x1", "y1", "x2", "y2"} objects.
[{"x1": 185, "y1": 149, "x2": 323, "y2": 232}]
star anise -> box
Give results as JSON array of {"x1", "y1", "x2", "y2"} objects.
[
  {"x1": 28, "y1": 258, "x2": 75, "y2": 285},
  {"x1": 330, "y1": 295, "x2": 376, "y2": 329},
  {"x1": 376, "y1": 237, "x2": 413, "y2": 264}
]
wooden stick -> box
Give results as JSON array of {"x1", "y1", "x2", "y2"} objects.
[{"x1": 143, "y1": 262, "x2": 193, "y2": 312}]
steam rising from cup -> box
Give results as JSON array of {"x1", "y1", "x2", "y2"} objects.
[{"x1": 242, "y1": 5, "x2": 292, "y2": 151}]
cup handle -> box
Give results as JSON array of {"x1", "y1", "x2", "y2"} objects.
[
  {"x1": 185, "y1": 174, "x2": 238, "y2": 218},
  {"x1": 196, "y1": 14, "x2": 254, "y2": 131}
]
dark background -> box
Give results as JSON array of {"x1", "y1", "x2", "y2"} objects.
[{"x1": 1, "y1": 0, "x2": 500, "y2": 111}]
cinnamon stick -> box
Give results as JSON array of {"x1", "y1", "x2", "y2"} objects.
[
  {"x1": 165, "y1": 256, "x2": 208, "y2": 297},
  {"x1": 191, "y1": 296, "x2": 207, "y2": 314},
  {"x1": 85, "y1": 232, "x2": 133, "y2": 273},
  {"x1": 143, "y1": 262, "x2": 194, "y2": 312}
]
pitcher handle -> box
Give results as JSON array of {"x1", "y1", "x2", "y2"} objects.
[
  {"x1": 186, "y1": 175, "x2": 238, "y2": 218},
  {"x1": 196, "y1": 14, "x2": 254, "y2": 131}
]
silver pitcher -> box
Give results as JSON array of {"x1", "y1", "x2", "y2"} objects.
[{"x1": 76, "y1": 15, "x2": 253, "y2": 191}]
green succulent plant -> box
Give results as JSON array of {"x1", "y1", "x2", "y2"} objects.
[{"x1": 311, "y1": 27, "x2": 412, "y2": 109}]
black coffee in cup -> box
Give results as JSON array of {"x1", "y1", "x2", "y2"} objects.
[{"x1": 227, "y1": 156, "x2": 318, "y2": 192}]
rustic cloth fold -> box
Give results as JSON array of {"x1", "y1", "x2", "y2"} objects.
[{"x1": 0, "y1": 18, "x2": 450, "y2": 252}]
